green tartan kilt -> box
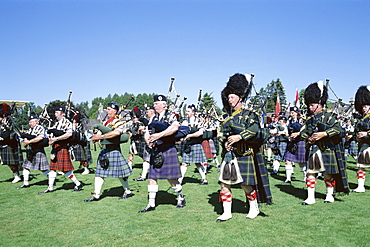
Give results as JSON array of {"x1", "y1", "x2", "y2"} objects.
[
  {"x1": 308, "y1": 145, "x2": 339, "y2": 174},
  {"x1": 0, "y1": 145, "x2": 23, "y2": 165},
  {"x1": 237, "y1": 154, "x2": 257, "y2": 186}
]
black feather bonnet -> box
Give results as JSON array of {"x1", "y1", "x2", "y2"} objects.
[
  {"x1": 355, "y1": 85, "x2": 370, "y2": 114},
  {"x1": 303, "y1": 81, "x2": 328, "y2": 106},
  {"x1": 221, "y1": 73, "x2": 252, "y2": 113}
]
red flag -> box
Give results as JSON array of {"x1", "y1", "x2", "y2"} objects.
[
  {"x1": 275, "y1": 94, "x2": 280, "y2": 117},
  {"x1": 295, "y1": 87, "x2": 300, "y2": 108}
]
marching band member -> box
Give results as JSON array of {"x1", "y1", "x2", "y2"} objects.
[
  {"x1": 138, "y1": 95, "x2": 186, "y2": 213},
  {"x1": 17, "y1": 115, "x2": 50, "y2": 189},
  {"x1": 342, "y1": 118, "x2": 358, "y2": 164},
  {"x1": 217, "y1": 73, "x2": 272, "y2": 222},
  {"x1": 39, "y1": 106, "x2": 83, "y2": 194},
  {"x1": 284, "y1": 106, "x2": 306, "y2": 183},
  {"x1": 270, "y1": 115, "x2": 289, "y2": 175},
  {"x1": 179, "y1": 104, "x2": 208, "y2": 185},
  {"x1": 133, "y1": 106, "x2": 155, "y2": 182},
  {"x1": 295, "y1": 81, "x2": 349, "y2": 205},
  {"x1": 353, "y1": 86, "x2": 370, "y2": 193},
  {"x1": 84, "y1": 102, "x2": 133, "y2": 201},
  {"x1": 0, "y1": 103, "x2": 23, "y2": 183}
]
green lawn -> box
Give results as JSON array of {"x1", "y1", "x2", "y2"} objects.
[{"x1": 0, "y1": 144, "x2": 368, "y2": 247}]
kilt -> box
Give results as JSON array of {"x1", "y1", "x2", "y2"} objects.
[
  {"x1": 149, "y1": 147, "x2": 181, "y2": 180},
  {"x1": 142, "y1": 145, "x2": 150, "y2": 162},
  {"x1": 22, "y1": 151, "x2": 49, "y2": 170},
  {"x1": 129, "y1": 138, "x2": 145, "y2": 158},
  {"x1": 50, "y1": 147, "x2": 74, "y2": 172},
  {"x1": 96, "y1": 148, "x2": 133, "y2": 178},
  {"x1": 237, "y1": 154, "x2": 257, "y2": 186},
  {"x1": 71, "y1": 144, "x2": 86, "y2": 161},
  {"x1": 182, "y1": 143, "x2": 207, "y2": 164},
  {"x1": 357, "y1": 142, "x2": 370, "y2": 168},
  {"x1": 202, "y1": 140, "x2": 213, "y2": 159},
  {"x1": 209, "y1": 139, "x2": 217, "y2": 155},
  {"x1": 0, "y1": 145, "x2": 23, "y2": 165},
  {"x1": 273, "y1": 141, "x2": 287, "y2": 161},
  {"x1": 285, "y1": 140, "x2": 306, "y2": 163},
  {"x1": 345, "y1": 140, "x2": 358, "y2": 156},
  {"x1": 212, "y1": 137, "x2": 220, "y2": 155},
  {"x1": 308, "y1": 145, "x2": 339, "y2": 174}
]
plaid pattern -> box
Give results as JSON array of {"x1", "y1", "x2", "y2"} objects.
[
  {"x1": 209, "y1": 139, "x2": 217, "y2": 155},
  {"x1": 149, "y1": 147, "x2": 181, "y2": 179},
  {"x1": 285, "y1": 140, "x2": 306, "y2": 163},
  {"x1": 273, "y1": 141, "x2": 287, "y2": 161},
  {"x1": 202, "y1": 140, "x2": 213, "y2": 159},
  {"x1": 345, "y1": 140, "x2": 358, "y2": 156},
  {"x1": 238, "y1": 154, "x2": 257, "y2": 185},
  {"x1": 182, "y1": 143, "x2": 207, "y2": 163},
  {"x1": 129, "y1": 138, "x2": 145, "y2": 158},
  {"x1": 50, "y1": 146, "x2": 74, "y2": 172},
  {"x1": 95, "y1": 148, "x2": 133, "y2": 178},
  {"x1": 22, "y1": 151, "x2": 49, "y2": 170},
  {"x1": 212, "y1": 137, "x2": 220, "y2": 155},
  {"x1": 70, "y1": 142, "x2": 93, "y2": 164},
  {"x1": 0, "y1": 145, "x2": 23, "y2": 165}
]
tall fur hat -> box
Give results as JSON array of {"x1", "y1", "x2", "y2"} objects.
[
  {"x1": 0, "y1": 103, "x2": 11, "y2": 117},
  {"x1": 355, "y1": 85, "x2": 370, "y2": 114},
  {"x1": 303, "y1": 81, "x2": 328, "y2": 106},
  {"x1": 221, "y1": 73, "x2": 252, "y2": 112}
]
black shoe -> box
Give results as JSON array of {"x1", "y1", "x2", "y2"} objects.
[
  {"x1": 199, "y1": 181, "x2": 208, "y2": 185},
  {"x1": 118, "y1": 193, "x2": 133, "y2": 200},
  {"x1": 84, "y1": 196, "x2": 100, "y2": 202},
  {"x1": 133, "y1": 177, "x2": 146, "y2": 181},
  {"x1": 72, "y1": 183, "x2": 83, "y2": 192},
  {"x1": 16, "y1": 184, "x2": 30, "y2": 189},
  {"x1": 281, "y1": 180, "x2": 291, "y2": 184},
  {"x1": 138, "y1": 205, "x2": 156, "y2": 213},
  {"x1": 38, "y1": 188, "x2": 53, "y2": 194},
  {"x1": 216, "y1": 219, "x2": 228, "y2": 223},
  {"x1": 176, "y1": 198, "x2": 186, "y2": 208}
]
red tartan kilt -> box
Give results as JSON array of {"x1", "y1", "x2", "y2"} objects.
[
  {"x1": 202, "y1": 140, "x2": 213, "y2": 159},
  {"x1": 50, "y1": 147, "x2": 74, "y2": 172}
]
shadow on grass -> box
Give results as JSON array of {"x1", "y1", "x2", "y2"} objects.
[
  {"x1": 207, "y1": 190, "x2": 250, "y2": 215},
  {"x1": 349, "y1": 181, "x2": 370, "y2": 191}
]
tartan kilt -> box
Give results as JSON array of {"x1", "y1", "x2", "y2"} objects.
[
  {"x1": 71, "y1": 144, "x2": 86, "y2": 161},
  {"x1": 149, "y1": 147, "x2": 181, "y2": 180},
  {"x1": 285, "y1": 140, "x2": 306, "y2": 163},
  {"x1": 129, "y1": 138, "x2": 145, "y2": 158},
  {"x1": 142, "y1": 145, "x2": 150, "y2": 162},
  {"x1": 346, "y1": 140, "x2": 358, "y2": 156},
  {"x1": 273, "y1": 141, "x2": 287, "y2": 161},
  {"x1": 201, "y1": 140, "x2": 213, "y2": 159},
  {"x1": 308, "y1": 145, "x2": 339, "y2": 174},
  {"x1": 22, "y1": 151, "x2": 49, "y2": 171},
  {"x1": 209, "y1": 139, "x2": 217, "y2": 155},
  {"x1": 212, "y1": 137, "x2": 220, "y2": 155},
  {"x1": 237, "y1": 154, "x2": 257, "y2": 186},
  {"x1": 0, "y1": 145, "x2": 23, "y2": 165},
  {"x1": 96, "y1": 148, "x2": 133, "y2": 178},
  {"x1": 182, "y1": 143, "x2": 207, "y2": 164},
  {"x1": 50, "y1": 147, "x2": 74, "y2": 172}
]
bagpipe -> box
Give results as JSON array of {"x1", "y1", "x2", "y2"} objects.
[
  {"x1": 47, "y1": 128, "x2": 88, "y2": 147},
  {"x1": 148, "y1": 120, "x2": 190, "y2": 145},
  {"x1": 0, "y1": 103, "x2": 22, "y2": 149},
  {"x1": 92, "y1": 96, "x2": 135, "y2": 146},
  {"x1": 19, "y1": 132, "x2": 49, "y2": 150}
]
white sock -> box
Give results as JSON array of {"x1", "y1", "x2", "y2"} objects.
[
  {"x1": 141, "y1": 161, "x2": 150, "y2": 178},
  {"x1": 197, "y1": 166, "x2": 207, "y2": 181},
  {"x1": 148, "y1": 184, "x2": 158, "y2": 207},
  {"x1": 65, "y1": 171, "x2": 81, "y2": 186},
  {"x1": 48, "y1": 171, "x2": 57, "y2": 190},
  {"x1": 119, "y1": 177, "x2": 131, "y2": 194},
  {"x1": 179, "y1": 166, "x2": 187, "y2": 184},
  {"x1": 23, "y1": 169, "x2": 30, "y2": 185},
  {"x1": 94, "y1": 177, "x2": 105, "y2": 198}
]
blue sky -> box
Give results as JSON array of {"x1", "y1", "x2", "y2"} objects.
[{"x1": 1, "y1": 0, "x2": 369, "y2": 110}]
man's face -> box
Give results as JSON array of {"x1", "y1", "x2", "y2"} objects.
[
  {"x1": 106, "y1": 107, "x2": 117, "y2": 118},
  {"x1": 362, "y1": 105, "x2": 370, "y2": 115},
  {"x1": 29, "y1": 119, "x2": 38, "y2": 128},
  {"x1": 153, "y1": 101, "x2": 166, "y2": 113},
  {"x1": 308, "y1": 103, "x2": 323, "y2": 115},
  {"x1": 186, "y1": 108, "x2": 194, "y2": 118},
  {"x1": 54, "y1": 111, "x2": 64, "y2": 120},
  {"x1": 146, "y1": 109, "x2": 155, "y2": 118}
]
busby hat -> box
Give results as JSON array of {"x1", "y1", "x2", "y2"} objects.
[
  {"x1": 355, "y1": 85, "x2": 370, "y2": 114},
  {"x1": 221, "y1": 73, "x2": 252, "y2": 113},
  {"x1": 28, "y1": 115, "x2": 39, "y2": 121},
  {"x1": 279, "y1": 116, "x2": 288, "y2": 122},
  {"x1": 55, "y1": 105, "x2": 65, "y2": 113},
  {"x1": 303, "y1": 80, "x2": 328, "y2": 106},
  {"x1": 107, "y1": 102, "x2": 119, "y2": 112},
  {"x1": 145, "y1": 105, "x2": 154, "y2": 111},
  {"x1": 289, "y1": 106, "x2": 299, "y2": 112},
  {"x1": 153, "y1": 95, "x2": 167, "y2": 102}
]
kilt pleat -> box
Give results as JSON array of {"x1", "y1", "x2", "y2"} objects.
[
  {"x1": 50, "y1": 148, "x2": 74, "y2": 172},
  {"x1": 0, "y1": 145, "x2": 23, "y2": 165},
  {"x1": 285, "y1": 140, "x2": 306, "y2": 163},
  {"x1": 237, "y1": 155, "x2": 257, "y2": 186},
  {"x1": 22, "y1": 151, "x2": 49, "y2": 170},
  {"x1": 182, "y1": 143, "x2": 207, "y2": 163},
  {"x1": 201, "y1": 140, "x2": 213, "y2": 159},
  {"x1": 308, "y1": 145, "x2": 339, "y2": 174},
  {"x1": 149, "y1": 147, "x2": 181, "y2": 179},
  {"x1": 274, "y1": 142, "x2": 287, "y2": 161},
  {"x1": 95, "y1": 149, "x2": 133, "y2": 178}
]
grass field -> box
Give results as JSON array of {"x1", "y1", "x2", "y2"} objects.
[{"x1": 0, "y1": 144, "x2": 369, "y2": 247}]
